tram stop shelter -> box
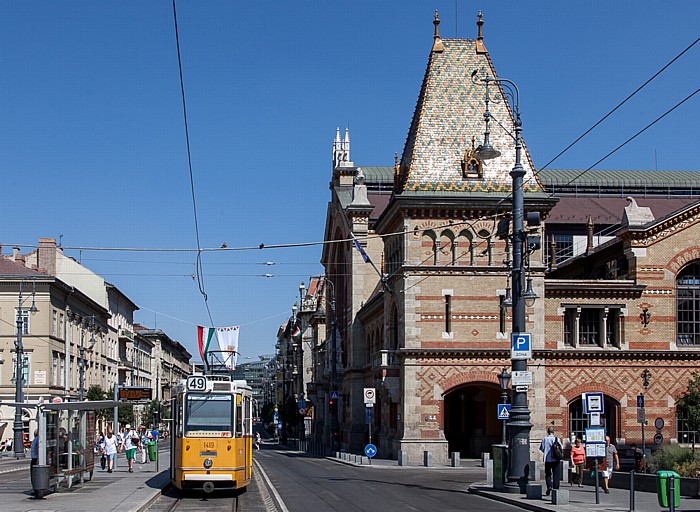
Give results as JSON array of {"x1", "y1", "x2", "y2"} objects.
[{"x1": 29, "y1": 400, "x2": 121, "y2": 497}]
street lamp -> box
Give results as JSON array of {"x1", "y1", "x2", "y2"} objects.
[
  {"x1": 13, "y1": 280, "x2": 38, "y2": 459},
  {"x1": 298, "y1": 281, "x2": 307, "y2": 442},
  {"x1": 78, "y1": 316, "x2": 97, "y2": 401},
  {"x1": 498, "y1": 367, "x2": 511, "y2": 445},
  {"x1": 476, "y1": 76, "x2": 535, "y2": 490}
]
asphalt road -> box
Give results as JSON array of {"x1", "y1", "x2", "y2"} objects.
[{"x1": 254, "y1": 447, "x2": 522, "y2": 512}]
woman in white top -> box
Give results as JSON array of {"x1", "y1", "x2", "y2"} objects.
[{"x1": 103, "y1": 429, "x2": 118, "y2": 473}]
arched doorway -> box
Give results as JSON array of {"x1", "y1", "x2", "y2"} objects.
[
  {"x1": 568, "y1": 395, "x2": 620, "y2": 444},
  {"x1": 444, "y1": 384, "x2": 501, "y2": 458}
]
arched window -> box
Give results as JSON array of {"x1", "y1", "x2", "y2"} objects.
[
  {"x1": 439, "y1": 231, "x2": 455, "y2": 265},
  {"x1": 478, "y1": 229, "x2": 492, "y2": 265},
  {"x1": 422, "y1": 230, "x2": 437, "y2": 265},
  {"x1": 457, "y1": 230, "x2": 475, "y2": 265},
  {"x1": 677, "y1": 261, "x2": 700, "y2": 345}
]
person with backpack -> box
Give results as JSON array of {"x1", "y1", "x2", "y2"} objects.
[{"x1": 539, "y1": 426, "x2": 562, "y2": 496}]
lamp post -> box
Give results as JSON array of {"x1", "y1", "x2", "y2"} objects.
[
  {"x1": 78, "y1": 316, "x2": 97, "y2": 401},
  {"x1": 475, "y1": 76, "x2": 536, "y2": 490},
  {"x1": 298, "y1": 281, "x2": 307, "y2": 442},
  {"x1": 498, "y1": 367, "x2": 512, "y2": 445},
  {"x1": 641, "y1": 369, "x2": 651, "y2": 465},
  {"x1": 13, "y1": 280, "x2": 38, "y2": 459}
]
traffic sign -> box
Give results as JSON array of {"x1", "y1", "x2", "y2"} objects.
[
  {"x1": 511, "y1": 332, "x2": 532, "y2": 360},
  {"x1": 365, "y1": 406, "x2": 373, "y2": 425},
  {"x1": 330, "y1": 390, "x2": 340, "y2": 400},
  {"x1": 637, "y1": 407, "x2": 645, "y2": 424},
  {"x1": 655, "y1": 417, "x2": 665, "y2": 429},
  {"x1": 364, "y1": 388, "x2": 376, "y2": 404},
  {"x1": 637, "y1": 393, "x2": 645, "y2": 408},
  {"x1": 654, "y1": 433, "x2": 664, "y2": 444},
  {"x1": 364, "y1": 444, "x2": 377, "y2": 458},
  {"x1": 511, "y1": 371, "x2": 533, "y2": 386},
  {"x1": 497, "y1": 404, "x2": 511, "y2": 420},
  {"x1": 515, "y1": 385, "x2": 528, "y2": 393}
]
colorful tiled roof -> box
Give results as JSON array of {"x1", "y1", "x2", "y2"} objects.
[{"x1": 397, "y1": 39, "x2": 543, "y2": 196}]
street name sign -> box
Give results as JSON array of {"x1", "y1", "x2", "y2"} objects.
[{"x1": 511, "y1": 332, "x2": 532, "y2": 360}]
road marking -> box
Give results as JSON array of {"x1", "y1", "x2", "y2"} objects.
[{"x1": 253, "y1": 458, "x2": 290, "y2": 512}]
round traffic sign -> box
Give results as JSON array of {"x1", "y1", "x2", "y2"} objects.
[
  {"x1": 654, "y1": 417, "x2": 664, "y2": 430},
  {"x1": 654, "y1": 433, "x2": 663, "y2": 444},
  {"x1": 364, "y1": 443, "x2": 377, "y2": 458}
]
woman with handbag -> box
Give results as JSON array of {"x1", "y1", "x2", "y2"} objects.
[{"x1": 103, "y1": 429, "x2": 118, "y2": 473}]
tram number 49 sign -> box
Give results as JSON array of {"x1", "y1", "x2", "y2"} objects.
[{"x1": 187, "y1": 376, "x2": 207, "y2": 391}]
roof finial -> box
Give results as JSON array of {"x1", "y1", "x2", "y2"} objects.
[
  {"x1": 475, "y1": 11, "x2": 487, "y2": 54},
  {"x1": 432, "y1": 10, "x2": 445, "y2": 53}
]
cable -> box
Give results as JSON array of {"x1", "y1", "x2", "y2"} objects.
[{"x1": 172, "y1": 0, "x2": 214, "y2": 328}]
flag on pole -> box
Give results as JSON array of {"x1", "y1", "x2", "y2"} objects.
[
  {"x1": 197, "y1": 326, "x2": 218, "y2": 363},
  {"x1": 353, "y1": 238, "x2": 371, "y2": 263},
  {"x1": 217, "y1": 326, "x2": 240, "y2": 369},
  {"x1": 292, "y1": 324, "x2": 301, "y2": 337}
]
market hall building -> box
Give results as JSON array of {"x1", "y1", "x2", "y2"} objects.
[{"x1": 312, "y1": 13, "x2": 700, "y2": 464}]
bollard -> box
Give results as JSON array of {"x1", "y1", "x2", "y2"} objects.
[
  {"x1": 423, "y1": 450, "x2": 432, "y2": 467},
  {"x1": 670, "y1": 473, "x2": 676, "y2": 512},
  {"x1": 486, "y1": 459, "x2": 494, "y2": 486},
  {"x1": 398, "y1": 450, "x2": 408, "y2": 466},
  {"x1": 552, "y1": 488, "x2": 569, "y2": 505},
  {"x1": 528, "y1": 460, "x2": 540, "y2": 482},
  {"x1": 481, "y1": 452, "x2": 491, "y2": 468},
  {"x1": 526, "y1": 483, "x2": 543, "y2": 500},
  {"x1": 629, "y1": 469, "x2": 635, "y2": 512},
  {"x1": 451, "y1": 452, "x2": 460, "y2": 468}
]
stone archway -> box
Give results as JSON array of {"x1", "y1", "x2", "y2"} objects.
[
  {"x1": 568, "y1": 395, "x2": 621, "y2": 444},
  {"x1": 444, "y1": 383, "x2": 502, "y2": 458}
]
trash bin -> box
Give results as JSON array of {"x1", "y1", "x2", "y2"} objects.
[
  {"x1": 31, "y1": 464, "x2": 50, "y2": 499},
  {"x1": 657, "y1": 470, "x2": 681, "y2": 508},
  {"x1": 147, "y1": 441, "x2": 157, "y2": 462}
]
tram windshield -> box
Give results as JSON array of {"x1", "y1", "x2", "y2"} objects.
[{"x1": 184, "y1": 394, "x2": 233, "y2": 437}]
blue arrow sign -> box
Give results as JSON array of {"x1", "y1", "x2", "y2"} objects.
[
  {"x1": 497, "y1": 403, "x2": 511, "y2": 420},
  {"x1": 364, "y1": 444, "x2": 377, "y2": 458}
]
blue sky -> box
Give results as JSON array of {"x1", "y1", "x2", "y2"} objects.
[{"x1": 2, "y1": 1, "x2": 698, "y2": 361}]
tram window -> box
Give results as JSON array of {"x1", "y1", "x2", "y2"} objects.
[
  {"x1": 185, "y1": 394, "x2": 233, "y2": 436},
  {"x1": 235, "y1": 400, "x2": 243, "y2": 437}
]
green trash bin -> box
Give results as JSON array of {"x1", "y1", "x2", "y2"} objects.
[
  {"x1": 147, "y1": 441, "x2": 157, "y2": 462},
  {"x1": 657, "y1": 470, "x2": 681, "y2": 508}
]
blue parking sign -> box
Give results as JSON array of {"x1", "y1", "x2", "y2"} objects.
[{"x1": 511, "y1": 332, "x2": 532, "y2": 360}]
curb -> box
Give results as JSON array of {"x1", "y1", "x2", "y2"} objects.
[{"x1": 468, "y1": 484, "x2": 553, "y2": 512}]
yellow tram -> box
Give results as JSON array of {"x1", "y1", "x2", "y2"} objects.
[{"x1": 170, "y1": 372, "x2": 253, "y2": 494}]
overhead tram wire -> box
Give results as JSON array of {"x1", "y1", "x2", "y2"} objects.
[{"x1": 172, "y1": 0, "x2": 214, "y2": 327}]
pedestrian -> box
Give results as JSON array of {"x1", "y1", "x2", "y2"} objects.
[
  {"x1": 140, "y1": 427, "x2": 148, "y2": 464},
  {"x1": 103, "y1": 429, "x2": 118, "y2": 473},
  {"x1": 602, "y1": 436, "x2": 619, "y2": 493},
  {"x1": 539, "y1": 426, "x2": 561, "y2": 496},
  {"x1": 255, "y1": 432, "x2": 261, "y2": 451},
  {"x1": 570, "y1": 437, "x2": 586, "y2": 487},
  {"x1": 630, "y1": 443, "x2": 645, "y2": 472},
  {"x1": 120, "y1": 424, "x2": 137, "y2": 473}
]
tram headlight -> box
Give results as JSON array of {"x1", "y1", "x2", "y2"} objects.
[{"x1": 203, "y1": 458, "x2": 213, "y2": 469}]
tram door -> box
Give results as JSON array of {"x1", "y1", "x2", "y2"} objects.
[{"x1": 244, "y1": 396, "x2": 252, "y2": 481}]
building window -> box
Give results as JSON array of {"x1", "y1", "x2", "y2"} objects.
[
  {"x1": 59, "y1": 313, "x2": 64, "y2": 339},
  {"x1": 52, "y1": 310, "x2": 57, "y2": 336},
  {"x1": 52, "y1": 352, "x2": 59, "y2": 384},
  {"x1": 12, "y1": 353, "x2": 30, "y2": 385},
  {"x1": 564, "y1": 306, "x2": 620, "y2": 347},
  {"x1": 60, "y1": 356, "x2": 66, "y2": 387},
  {"x1": 677, "y1": 262, "x2": 700, "y2": 345},
  {"x1": 445, "y1": 294, "x2": 452, "y2": 334},
  {"x1": 16, "y1": 309, "x2": 30, "y2": 335},
  {"x1": 676, "y1": 405, "x2": 700, "y2": 444},
  {"x1": 546, "y1": 234, "x2": 574, "y2": 265}
]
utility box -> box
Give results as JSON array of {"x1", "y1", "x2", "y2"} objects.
[{"x1": 657, "y1": 470, "x2": 680, "y2": 509}]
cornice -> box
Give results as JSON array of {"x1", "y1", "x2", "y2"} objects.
[
  {"x1": 397, "y1": 348, "x2": 700, "y2": 362},
  {"x1": 623, "y1": 204, "x2": 700, "y2": 247}
]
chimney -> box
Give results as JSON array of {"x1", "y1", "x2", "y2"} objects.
[
  {"x1": 15, "y1": 253, "x2": 26, "y2": 265},
  {"x1": 38, "y1": 238, "x2": 57, "y2": 275},
  {"x1": 13, "y1": 247, "x2": 20, "y2": 259}
]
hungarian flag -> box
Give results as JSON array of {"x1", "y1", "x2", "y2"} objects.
[
  {"x1": 292, "y1": 324, "x2": 301, "y2": 337},
  {"x1": 197, "y1": 326, "x2": 217, "y2": 362}
]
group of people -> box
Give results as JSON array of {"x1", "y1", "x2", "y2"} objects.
[
  {"x1": 540, "y1": 427, "x2": 623, "y2": 495},
  {"x1": 95, "y1": 424, "x2": 159, "y2": 473}
]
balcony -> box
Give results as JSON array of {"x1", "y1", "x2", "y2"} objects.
[{"x1": 119, "y1": 328, "x2": 134, "y2": 341}]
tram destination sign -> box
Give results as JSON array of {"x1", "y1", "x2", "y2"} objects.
[{"x1": 118, "y1": 386, "x2": 153, "y2": 401}]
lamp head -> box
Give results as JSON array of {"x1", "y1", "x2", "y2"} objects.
[
  {"x1": 497, "y1": 367, "x2": 511, "y2": 390},
  {"x1": 501, "y1": 286, "x2": 512, "y2": 309},
  {"x1": 474, "y1": 131, "x2": 501, "y2": 161},
  {"x1": 292, "y1": 302, "x2": 298, "y2": 316},
  {"x1": 522, "y1": 277, "x2": 538, "y2": 307}
]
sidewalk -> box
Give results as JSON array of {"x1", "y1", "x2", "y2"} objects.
[
  {"x1": 0, "y1": 452, "x2": 168, "y2": 512},
  {"x1": 469, "y1": 481, "x2": 700, "y2": 512}
]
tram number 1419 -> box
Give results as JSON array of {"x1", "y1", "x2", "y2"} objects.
[{"x1": 187, "y1": 376, "x2": 207, "y2": 391}]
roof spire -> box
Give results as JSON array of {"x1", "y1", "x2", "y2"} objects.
[
  {"x1": 432, "y1": 10, "x2": 445, "y2": 53},
  {"x1": 475, "y1": 11, "x2": 487, "y2": 54}
]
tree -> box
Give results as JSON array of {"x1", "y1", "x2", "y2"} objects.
[
  {"x1": 140, "y1": 400, "x2": 161, "y2": 428},
  {"x1": 86, "y1": 384, "x2": 110, "y2": 422},
  {"x1": 676, "y1": 371, "x2": 700, "y2": 453}
]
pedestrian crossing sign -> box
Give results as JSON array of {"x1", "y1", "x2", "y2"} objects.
[{"x1": 497, "y1": 404, "x2": 511, "y2": 420}]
